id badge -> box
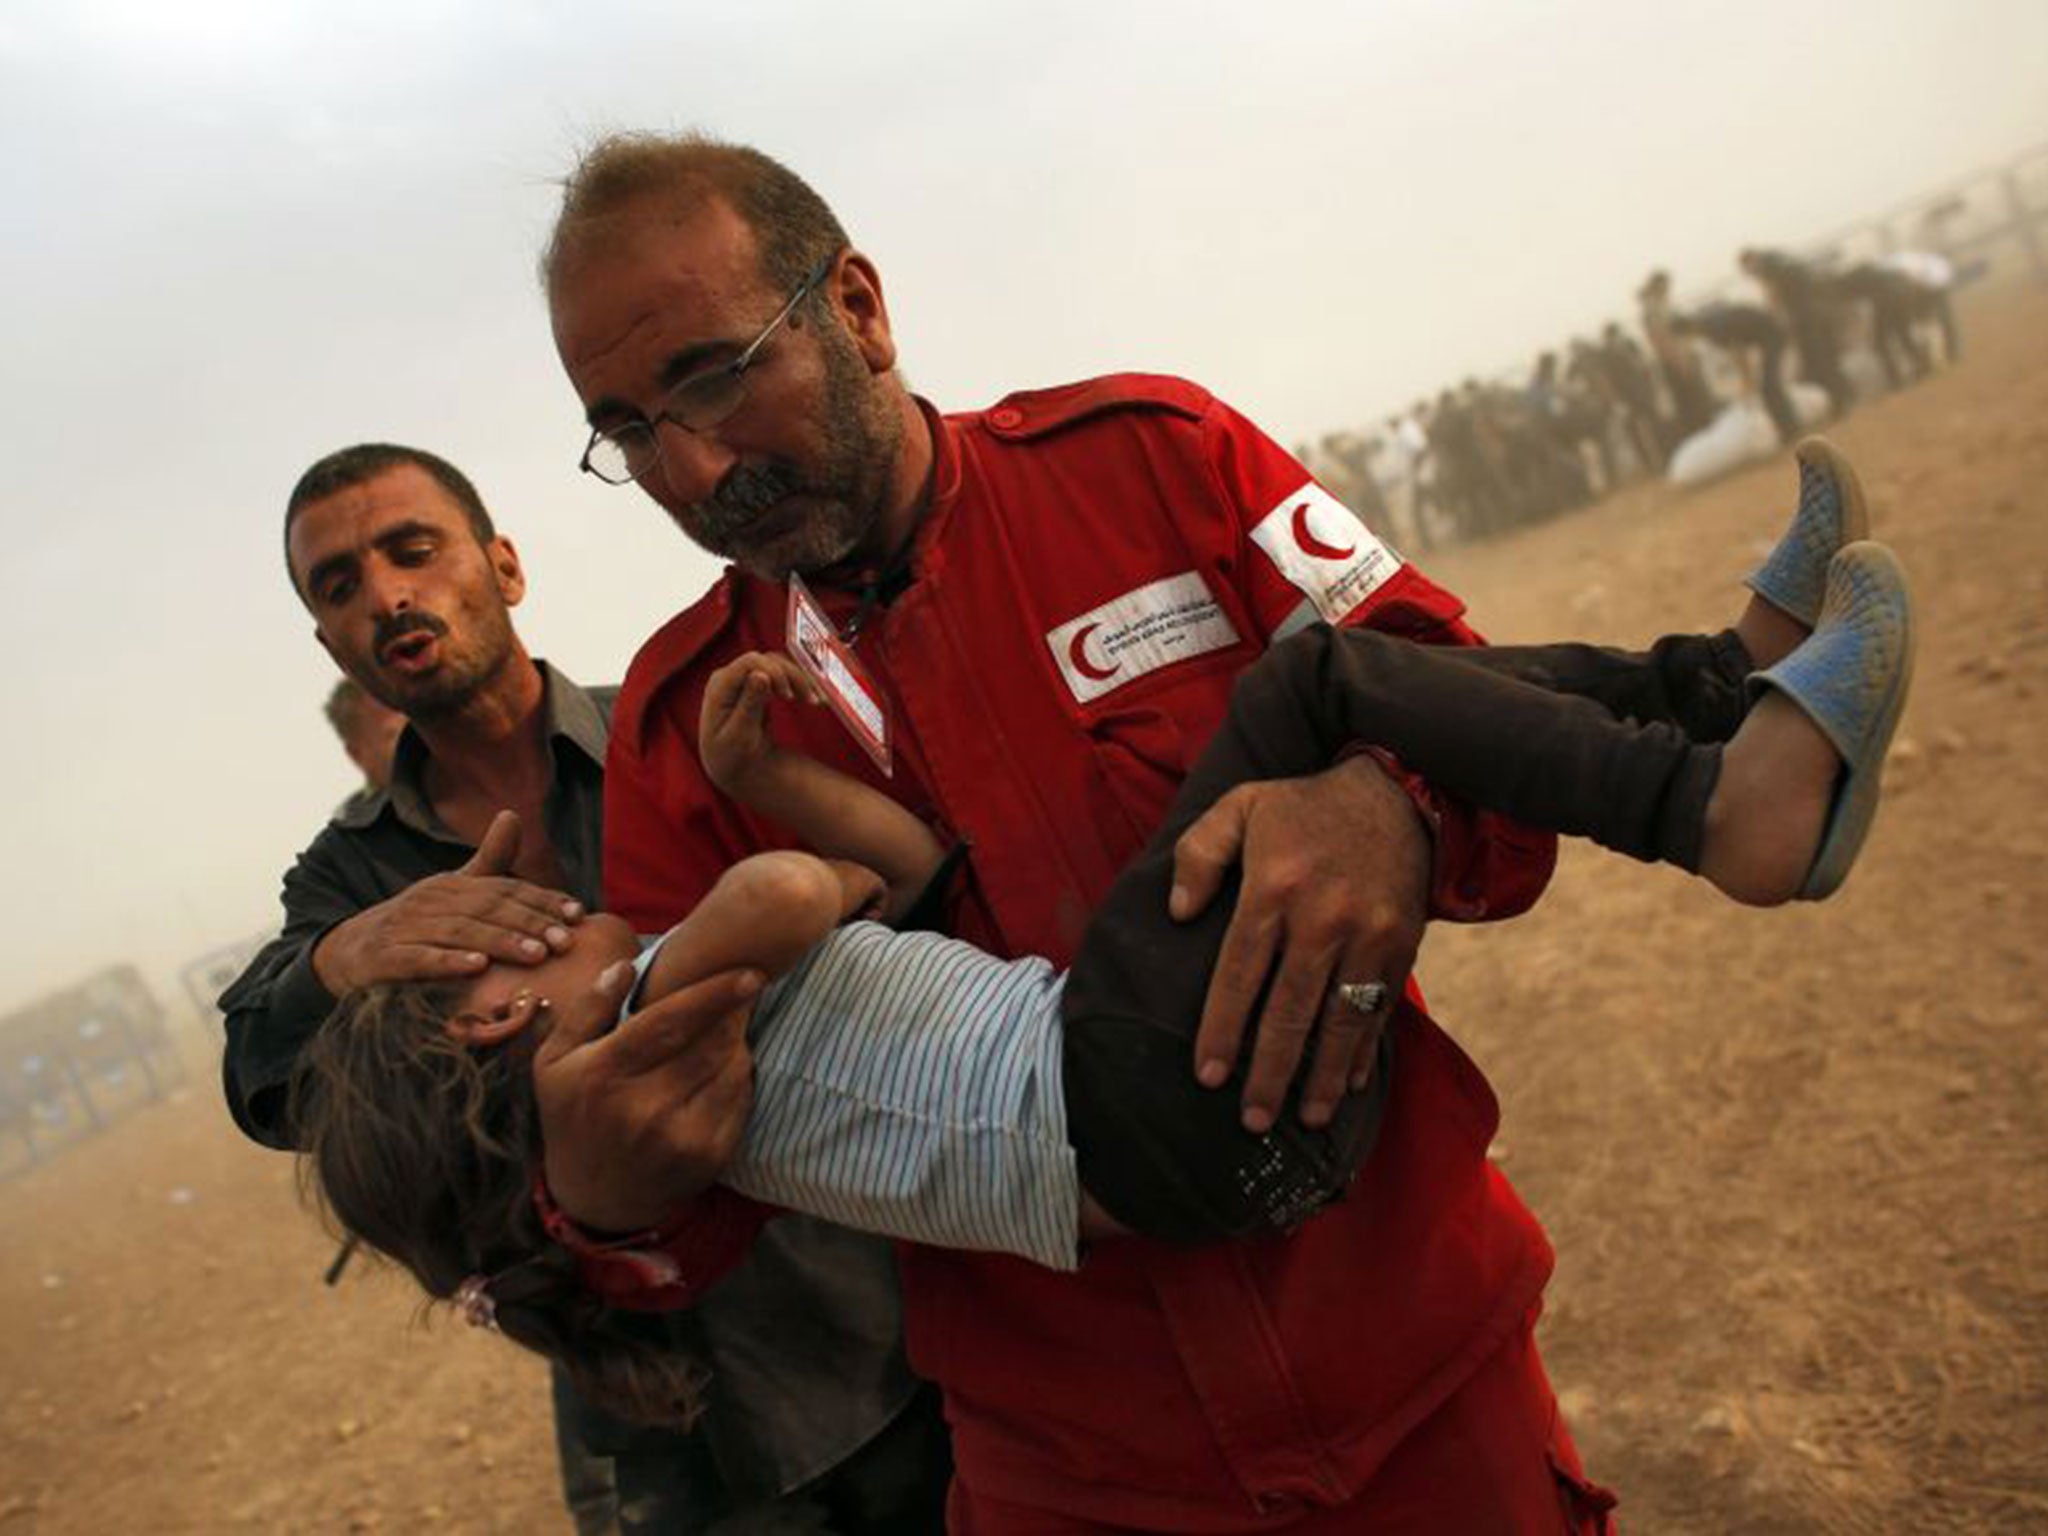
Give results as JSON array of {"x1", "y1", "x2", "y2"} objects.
[{"x1": 786, "y1": 574, "x2": 892, "y2": 777}]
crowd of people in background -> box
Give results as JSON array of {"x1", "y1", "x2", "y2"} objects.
[{"x1": 1303, "y1": 240, "x2": 1964, "y2": 551}]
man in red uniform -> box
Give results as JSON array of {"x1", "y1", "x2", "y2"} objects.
[{"x1": 530, "y1": 132, "x2": 1616, "y2": 1533}]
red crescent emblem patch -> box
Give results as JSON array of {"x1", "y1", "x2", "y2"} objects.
[
  {"x1": 1068, "y1": 622, "x2": 1118, "y2": 682},
  {"x1": 1292, "y1": 501, "x2": 1356, "y2": 562}
]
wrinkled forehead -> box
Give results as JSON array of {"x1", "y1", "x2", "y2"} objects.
[{"x1": 548, "y1": 196, "x2": 776, "y2": 390}]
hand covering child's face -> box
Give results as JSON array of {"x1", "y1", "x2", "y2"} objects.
[{"x1": 450, "y1": 912, "x2": 641, "y2": 1047}]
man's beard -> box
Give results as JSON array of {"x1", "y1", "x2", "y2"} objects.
[
  {"x1": 679, "y1": 322, "x2": 902, "y2": 581},
  {"x1": 361, "y1": 606, "x2": 514, "y2": 722}
]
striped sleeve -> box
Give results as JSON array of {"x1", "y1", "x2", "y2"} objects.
[{"x1": 720, "y1": 922, "x2": 1081, "y2": 1271}]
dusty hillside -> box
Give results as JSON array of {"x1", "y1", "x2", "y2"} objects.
[{"x1": 1420, "y1": 279, "x2": 2048, "y2": 1534}]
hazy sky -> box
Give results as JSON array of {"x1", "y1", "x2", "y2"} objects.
[{"x1": 3, "y1": 0, "x2": 2044, "y2": 1012}]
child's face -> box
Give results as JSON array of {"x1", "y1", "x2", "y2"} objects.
[{"x1": 455, "y1": 912, "x2": 642, "y2": 1043}]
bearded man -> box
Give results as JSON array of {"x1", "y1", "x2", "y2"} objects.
[{"x1": 528, "y1": 134, "x2": 1612, "y2": 1533}]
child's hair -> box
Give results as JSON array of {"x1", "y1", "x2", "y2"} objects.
[{"x1": 292, "y1": 980, "x2": 707, "y2": 1427}]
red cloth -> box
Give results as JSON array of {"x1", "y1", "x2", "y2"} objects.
[
  {"x1": 596, "y1": 376, "x2": 1566, "y2": 1528},
  {"x1": 948, "y1": 1305, "x2": 1617, "y2": 1534}
]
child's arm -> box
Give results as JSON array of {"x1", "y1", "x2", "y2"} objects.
[
  {"x1": 634, "y1": 850, "x2": 847, "y2": 1009},
  {"x1": 700, "y1": 652, "x2": 946, "y2": 923}
]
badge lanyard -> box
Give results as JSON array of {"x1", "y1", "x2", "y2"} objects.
[{"x1": 786, "y1": 574, "x2": 893, "y2": 777}]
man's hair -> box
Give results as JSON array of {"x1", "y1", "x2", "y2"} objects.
[
  {"x1": 293, "y1": 981, "x2": 707, "y2": 1428},
  {"x1": 324, "y1": 677, "x2": 368, "y2": 740},
  {"x1": 541, "y1": 131, "x2": 849, "y2": 299},
  {"x1": 284, "y1": 444, "x2": 496, "y2": 592}
]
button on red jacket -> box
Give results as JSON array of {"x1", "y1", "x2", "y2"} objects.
[{"x1": 596, "y1": 376, "x2": 1559, "y2": 1529}]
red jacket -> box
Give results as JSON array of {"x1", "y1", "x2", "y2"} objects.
[{"x1": 598, "y1": 376, "x2": 1558, "y2": 1529}]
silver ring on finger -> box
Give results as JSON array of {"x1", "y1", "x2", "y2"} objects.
[{"x1": 1334, "y1": 980, "x2": 1392, "y2": 1016}]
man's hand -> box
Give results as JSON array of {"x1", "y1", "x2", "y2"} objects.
[
  {"x1": 700, "y1": 651, "x2": 824, "y2": 798},
  {"x1": 309, "y1": 811, "x2": 581, "y2": 994},
  {"x1": 1170, "y1": 756, "x2": 1430, "y2": 1134},
  {"x1": 531, "y1": 959, "x2": 761, "y2": 1234}
]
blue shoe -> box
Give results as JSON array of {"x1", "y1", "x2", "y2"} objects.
[
  {"x1": 1749, "y1": 542, "x2": 1916, "y2": 899},
  {"x1": 1745, "y1": 437, "x2": 1871, "y2": 629}
]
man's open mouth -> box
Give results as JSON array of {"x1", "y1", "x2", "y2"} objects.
[{"x1": 380, "y1": 631, "x2": 440, "y2": 672}]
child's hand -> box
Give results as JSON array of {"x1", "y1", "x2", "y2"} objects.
[{"x1": 700, "y1": 651, "x2": 826, "y2": 797}]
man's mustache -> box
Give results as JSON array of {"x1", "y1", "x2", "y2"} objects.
[{"x1": 689, "y1": 459, "x2": 805, "y2": 541}]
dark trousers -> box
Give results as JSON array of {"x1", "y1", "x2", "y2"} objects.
[
  {"x1": 1062, "y1": 622, "x2": 1751, "y2": 1243},
  {"x1": 1662, "y1": 360, "x2": 1718, "y2": 439},
  {"x1": 552, "y1": 1367, "x2": 624, "y2": 1535},
  {"x1": 578, "y1": 1371, "x2": 950, "y2": 1534},
  {"x1": 1931, "y1": 290, "x2": 1962, "y2": 362},
  {"x1": 1870, "y1": 294, "x2": 1933, "y2": 388},
  {"x1": 694, "y1": 1386, "x2": 953, "y2": 1535},
  {"x1": 1790, "y1": 317, "x2": 1854, "y2": 417},
  {"x1": 1617, "y1": 394, "x2": 1666, "y2": 475},
  {"x1": 1753, "y1": 335, "x2": 1802, "y2": 445}
]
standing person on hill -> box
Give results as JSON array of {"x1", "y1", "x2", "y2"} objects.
[
  {"x1": 1596, "y1": 322, "x2": 1671, "y2": 473},
  {"x1": 1669, "y1": 301, "x2": 1802, "y2": 446},
  {"x1": 1638, "y1": 268, "x2": 1718, "y2": 440},
  {"x1": 1834, "y1": 262, "x2": 1933, "y2": 389},
  {"x1": 1877, "y1": 249, "x2": 1961, "y2": 362},
  {"x1": 1741, "y1": 247, "x2": 1854, "y2": 420}
]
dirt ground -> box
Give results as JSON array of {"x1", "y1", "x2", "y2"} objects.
[{"x1": 4, "y1": 282, "x2": 2044, "y2": 1535}]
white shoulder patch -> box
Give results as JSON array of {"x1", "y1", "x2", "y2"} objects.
[
  {"x1": 1046, "y1": 572, "x2": 1241, "y2": 704},
  {"x1": 1249, "y1": 482, "x2": 1401, "y2": 623}
]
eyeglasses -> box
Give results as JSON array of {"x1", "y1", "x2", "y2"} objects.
[{"x1": 578, "y1": 251, "x2": 839, "y2": 487}]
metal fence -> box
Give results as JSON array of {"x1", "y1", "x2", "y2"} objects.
[
  {"x1": 1805, "y1": 139, "x2": 2048, "y2": 288},
  {"x1": 0, "y1": 964, "x2": 185, "y2": 1179},
  {"x1": 1543, "y1": 139, "x2": 2048, "y2": 388},
  {"x1": 180, "y1": 930, "x2": 276, "y2": 1036},
  {"x1": 1307, "y1": 138, "x2": 2048, "y2": 543}
]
